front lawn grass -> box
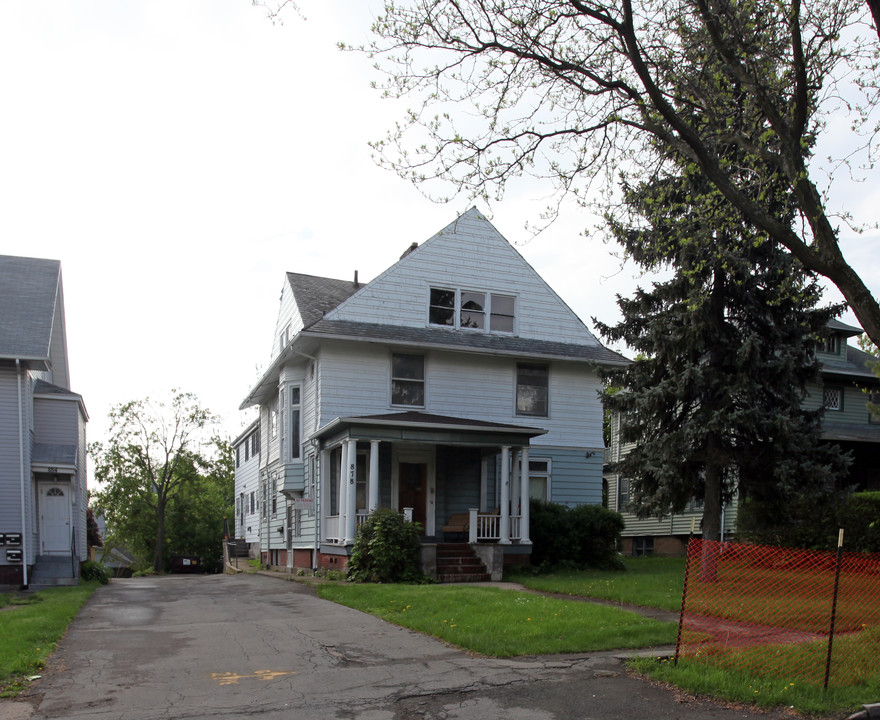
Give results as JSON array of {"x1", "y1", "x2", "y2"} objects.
[
  {"x1": 505, "y1": 556, "x2": 686, "y2": 611},
  {"x1": 630, "y1": 625, "x2": 880, "y2": 718},
  {"x1": 315, "y1": 583, "x2": 677, "y2": 656},
  {"x1": 0, "y1": 582, "x2": 102, "y2": 697}
]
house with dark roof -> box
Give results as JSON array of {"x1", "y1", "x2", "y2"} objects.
[
  {"x1": 1, "y1": 255, "x2": 88, "y2": 588},
  {"x1": 236, "y1": 208, "x2": 627, "y2": 579},
  {"x1": 604, "y1": 318, "x2": 880, "y2": 557}
]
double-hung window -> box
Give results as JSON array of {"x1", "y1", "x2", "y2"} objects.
[
  {"x1": 391, "y1": 353, "x2": 425, "y2": 407},
  {"x1": 526, "y1": 458, "x2": 551, "y2": 502},
  {"x1": 289, "y1": 386, "x2": 301, "y2": 460},
  {"x1": 516, "y1": 364, "x2": 549, "y2": 417}
]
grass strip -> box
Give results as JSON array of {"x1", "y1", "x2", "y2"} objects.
[
  {"x1": 505, "y1": 556, "x2": 686, "y2": 612},
  {"x1": 0, "y1": 582, "x2": 102, "y2": 697},
  {"x1": 315, "y1": 583, "x2": 677, "y2": 656},
  {"x1": 630, "y1": 628, "x2": 880, "y2": 718}
]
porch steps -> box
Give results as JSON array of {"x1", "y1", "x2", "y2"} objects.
[
  {"x1": 435, "y1": 543, "x2": 490, "y2": 583},
  {"x1": 30, "y1": 555, "x2": 77, "y2": 588},
  {"x1": 227, "y1": 539, "x2": 250, "y2": 558}
]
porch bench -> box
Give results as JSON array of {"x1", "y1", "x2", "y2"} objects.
[{"x1": 441, "y1": 513, "x2": 470, "y2": 535}]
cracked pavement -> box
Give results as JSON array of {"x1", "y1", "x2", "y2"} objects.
[{"x1": 2, "y1": 574, "x2": 783, "y2": 719}]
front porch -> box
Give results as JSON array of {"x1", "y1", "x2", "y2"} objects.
[{"x1": 314, "y1": 412, "x2": 546, "y2": 567}]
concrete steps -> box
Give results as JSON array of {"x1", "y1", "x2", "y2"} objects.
[
  {"x1": 31, "y1": 555, "x2": 77, "y2": 587},
  {"x1": 435, "y1": 543, "x2": 490, "y2": 583}
]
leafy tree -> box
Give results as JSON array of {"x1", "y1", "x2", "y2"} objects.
[
  {"x1": 162, "y1": 439, "x2": 234, "y2": 570},
  {"x1": 361, "y1": 0, "x2": 880, "y2": 346},
  {"x1": 595, "y1": 157, "x2": 849, "y2": 549},
  {"x1": 91, "y1": 391, "x2": 225, "y2": 573}
]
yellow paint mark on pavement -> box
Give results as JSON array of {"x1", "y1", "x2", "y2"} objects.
[{"x1": 211, "y1": 669, "x2": 298, "y2": 685}]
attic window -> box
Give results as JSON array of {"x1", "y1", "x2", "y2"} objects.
[
  {"x1": 429, "y1": 287, "x2": 515, "y2": 334},
  {"x1": 822, "y1": 333, "x2": 840, "y2": 355}
]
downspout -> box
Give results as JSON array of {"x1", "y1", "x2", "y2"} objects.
[{"x1": 16, "y1": 360, "x2": 29, "y2": 588}]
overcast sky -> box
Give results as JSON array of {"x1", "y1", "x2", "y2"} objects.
[{"x1": 2, "y1": 1, "x2": 877, "y2": 457}]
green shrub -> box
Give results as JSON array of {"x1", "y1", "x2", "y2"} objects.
[
  {"x1": 80, "y1": 560, "x2": 110, "y2": 585},
  {"x1": 347, "y1": 508, "x2": 424, "y2": 583},
  {"x1": 838, "y1": 491, "x2": 880, "y2": 553},
  {"x1": 530, "y1": 500, "x2": 625, "y2": 571},
  {"x1": 739, "y1": 490, "x2": 880, "y2": 553}
]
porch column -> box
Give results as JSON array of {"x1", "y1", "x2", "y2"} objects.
[
  {"x1": 499, "y1": 445, "x2": 511, "y2": 545},
  {"x1": 320, "y1": 449, "x2": 330, "y2": 542},
  {"x1": 338, "y1": 442, "x2": 348, "y2": 543},
  {"x1": 511, "y1": 448, "x2": 521, "y2": 514},
  {"x1": 344, "y1": 439, "x2": 358, "y2": 544},
  {"x1": 520, "y1": 447, "x2": 531, "y2": 544},
  {"x1": 369, "y1": 440, "x2": 380, "y2": 512}
]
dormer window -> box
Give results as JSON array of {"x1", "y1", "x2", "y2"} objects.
[
  {"x1": 429, "y1": 287, "x2": 515, "y2": 333},
  {"x1": 821, "y1": 333, "x2": 840, "y2": 355}
]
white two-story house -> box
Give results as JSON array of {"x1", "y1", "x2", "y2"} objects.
[{"x1": 235, "y1": 208, "x2": 627, "y2": 579}]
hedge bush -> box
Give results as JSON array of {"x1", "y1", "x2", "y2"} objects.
[
  {"x1": 347, "y1": 507, "x2": 425, "y2": 583},
  {"x1": 739, "y1": 491, "x2": 880, "y2": 553},
  {"x1": 529, "y1": 500, "x2": 625, "y2": 570},
  {"x1": 80, "y1": 560, "x2": 110, "y2": 585}
]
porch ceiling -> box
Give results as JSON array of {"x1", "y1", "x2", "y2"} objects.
[{"x1": 311, "y1": 411, "x2": 546, "y2": 449}]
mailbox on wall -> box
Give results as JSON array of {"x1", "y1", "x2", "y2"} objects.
[
  {"x1": 0, "y1": 534, "x2": 6, "y2": 546},
  {"x1": 6, "y1": 549, "x2": 22, "y2": 563},
  {"x1": 5, "y1": 533, "x2": 22, "y2": 546}
]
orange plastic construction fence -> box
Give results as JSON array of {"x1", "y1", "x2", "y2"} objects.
[{"x1": 675, "y1": 538, "x2": 880, "y2": 689}]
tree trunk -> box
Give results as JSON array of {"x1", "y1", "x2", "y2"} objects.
[
  {"x1": 700, "y1": 439, "x2": 723, "y2": 582},
  {"x1": 153, "y1": 497, "x2": 166, "y2": 573}
]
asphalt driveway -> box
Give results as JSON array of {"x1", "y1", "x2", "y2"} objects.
[{"x1": 3, "y1": 574, "x2": 783, "y2": 719}]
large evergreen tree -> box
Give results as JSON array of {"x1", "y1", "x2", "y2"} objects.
[{"x1": 596, "y1": 162, "x2": 849, "y2": 547}]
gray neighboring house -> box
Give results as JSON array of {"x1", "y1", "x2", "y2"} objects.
[
  {"x1": 0, "y1": 255, "x2": 89, "y2": 588},
  {"x1": 604, "y1": 317, "x2": 880, "y2": 557}
]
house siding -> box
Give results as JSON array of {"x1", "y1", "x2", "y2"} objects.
[
  {"x1": 33, "y1": 397, "x2": 78, "y2": 445},
  {"x1": 0, "y1": 369, "x2": 23, "y2": 535},
  {"x1": 327, "y1": 210, "x2": 600, "y2": 347}
]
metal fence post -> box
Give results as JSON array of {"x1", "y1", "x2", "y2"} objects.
[
  {"x1": 674, "y1": 525, "x2": 697, "y2": 666},
  {"x1": 824, "y1": 528, "x2": 845, "y2": 691}
]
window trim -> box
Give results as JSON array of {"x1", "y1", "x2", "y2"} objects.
[
  {"x1": 288, "y1": 384, "x2": 302, "y2": 461},
  {"x1": 428, "y1": 286, "x2": 516, "y2": 334},
  {"x1": 515, "y1": 363, "x2": 549, "y2": 417},
  {"x1": 618, "y1": 475, "x2": 630, "y2": 510},
  {"x1": 390, "y1": 352, "x2": 426, "y2": 408},
  {"x1": 824, "y1": 384, "x2": 844, "y2": 412},
  {"x1": 521, "y1": 457, "x2": 551, "y2": 502}
]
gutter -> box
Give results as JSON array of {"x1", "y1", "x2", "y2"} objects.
[{"x1": 16, "y1": 360, "x2": 29, "y2": 588}]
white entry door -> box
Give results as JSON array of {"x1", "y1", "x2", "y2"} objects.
[{"x1": 40, "y1": 483, "x2": 71, "y2": 554}]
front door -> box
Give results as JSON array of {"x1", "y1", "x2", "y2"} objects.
[
  {"x1": 39, "y1": 483, "x2": 71, "y2": 555},
  {"x1": 398, "y1": 462, "x2": 427, "y2": 531}
]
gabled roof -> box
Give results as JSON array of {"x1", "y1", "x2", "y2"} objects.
[
  {"x1": 287, "y1": 273, "x2": 362, "y2": 329},
  {"x1": 0, "y1": 255, "x2": 61, "y2": 361}
]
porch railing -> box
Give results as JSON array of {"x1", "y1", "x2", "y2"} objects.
[
  {"x1": 468, "y1": 509, "x2": 521, "y2": 542},
  {"x1": 326, "y1": 508, "x2": 522, "y2": 544}
]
